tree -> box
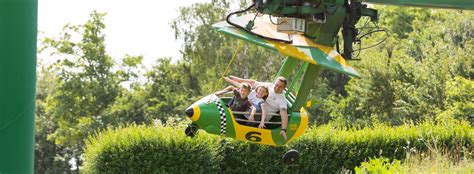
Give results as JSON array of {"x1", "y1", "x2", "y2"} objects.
[
  {"x1": 41, "y1": 11, "x2": 122, "y2": 172},
  {"x1": 440, "y1": 76, "x2": 474, "y2": 124},
  {"x1": 104, "y1": 58, "x2": 198, "y2": 124},
  {"x1": 172, "y1": 0, "x2": 281, "y2": 95},
  {"x1": 318, "y1": 7, "x2": 474, "y2": 127},
  {"x1": 35, "y1": 62, "x2": 71, "y2": 173}
]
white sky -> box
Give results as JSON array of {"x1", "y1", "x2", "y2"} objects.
[{"x1": 38, "y1": 0, "x2": 210, "y2": 65}]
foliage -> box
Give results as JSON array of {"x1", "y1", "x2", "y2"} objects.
[
  {"x1": 171, "y1": 0, "x2": 281, "y2": 95},
  {"x1": 82, "y1": 122, "x2": 222, "y2": 173},
  {"x1": 36, "y1": 3, "x2": 474, "y2": 173},
  {"x1": 35, "y1": 62, "x2": 71, "y2": 173},
  {"x1": 355, "y1": 157, "x2": 401, "y2": 174},
  {"x1": 38, "y1": 11, "x2": 125, "y2": 172},
  {"x1": 439, "y1": 76, "x2": 474, "y2": 124},
  {"x1": 104, "y1": 58, "x2": 199, "y2": 124},
  {"x1": 83, "y1": 120, "x2": 473, "y2": 173},
  {"x1": 37, "y1": 10, "x2": 205, "y2": 171},
  {"x1": 312, "y1": 7, "x2": 474, "y2": 127},
  {"x1": 142, "y1": 58, "x2": 198, "y2": 120},
  {"x1": 355, "y1": 142, "x2": 474, "y2": 173},
  {"x1": 42, "y1": 11, "x2": 121, "y2": 148},
  {"x1": 399, "y1": 145, "x2": 474, "y2": 173}
]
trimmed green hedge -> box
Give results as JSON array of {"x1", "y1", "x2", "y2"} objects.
[
  {"x1": 83, "y1": 121, "x2": 473, "y2": 173},
  {"x1": 82, "y1": 124, "x2": 222, "y2": 173},
  {"x1": 289, "y1": 122, "x2": 473, "y2": 172}
]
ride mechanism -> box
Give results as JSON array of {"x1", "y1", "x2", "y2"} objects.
[
  {"x1": 183, "y1": 0, "x2": 473, "y2": 164},
  {"x1": 2, "y1": 1, "x2": 474, "y2": 173}
]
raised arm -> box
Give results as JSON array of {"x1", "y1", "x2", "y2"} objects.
[
  {"x1": 229, "y1": 75, "x2": 259, "y2": 89},
  {"x1": 215, "y1": 86, "x2": 235, "y2": 96},
  {"x1": 223, "y1": 77, "x2": 242, "y2": 87},
  {"x1": 280, "y1": 108, "x2": 288, "y2": 140},
  {"x1": 258, "y1": 104, "x2": 267, "y2": 129}
]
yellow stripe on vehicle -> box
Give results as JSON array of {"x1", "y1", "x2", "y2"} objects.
[
  {"x1": 269, "y1": 41, "x2": 317, "y2": 65},
  {"x1": 288, "y1": 108, "x2": 309, "y2": 143},
  {"x1": 229, "y1": 111, "x2": 277, "y2": 146},
  {"x1": 299, "y1": 37, "x2": 350, "y2": 68},
  {"x1": 329, "y1": 50, "x2": 349, "y2": 67}
]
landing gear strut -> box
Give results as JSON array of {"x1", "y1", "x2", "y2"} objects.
[
  {"x1": 185, "y1": 124, "x2": 198, "y2": 138},
  {"x1": 282, "y1": 149, "x2": 299, "y2": 165}
]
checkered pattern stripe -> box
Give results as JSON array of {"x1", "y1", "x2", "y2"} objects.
[{"x1": 215, "y1": 100, "x2": 226, "y2": 135}]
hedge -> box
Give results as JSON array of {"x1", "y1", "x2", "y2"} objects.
[
  {"x1": 83, "y1": 121, "x2": 473, "y2": 173},
  {"x1": 82, "y1": 124, "x2": 222, "y2": 173}
]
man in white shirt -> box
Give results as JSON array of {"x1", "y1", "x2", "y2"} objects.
[{"x1": 224, "y1": 76, "x2": 288, "y2": 140}]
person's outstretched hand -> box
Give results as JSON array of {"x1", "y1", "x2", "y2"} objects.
[
  {"x1": 258, "y1": 122, "x2": 265, "y2": 129},
  {"x1": 223, "y1": 76, "x2": 231, "y2": 81},
  {"x1": 280, "y1": 130, "x2": 287, "y2": 140}
]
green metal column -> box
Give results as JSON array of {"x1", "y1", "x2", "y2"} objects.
[
  {"x1": 275, "y1": 56, "x2": 300, "y2": 79},
  {"x1": 291, "y1": 64, "x2": 321, "y2": 112},
  {"x1": 287, "y1": 62, "x2": 308, "y2": 94},
  {"x1": 306, "y1": 0, "x2": 346, "y2": 46},
  {"x1": 0, "y1": 0, "x2": 37, "y2": 173}
]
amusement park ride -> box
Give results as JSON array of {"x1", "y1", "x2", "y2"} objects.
[
  {"x1": 183, "y1": 0, "x2": 473, "y2": 164},
  {"x1": 2, "y1": 0, "x2": 474, "y2": 173}
]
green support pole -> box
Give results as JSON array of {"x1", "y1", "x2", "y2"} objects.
[
  {"x1": 306, "y1": 0, "x2": 346, "y2": 46},
  {"x1": 275, "y1": 56, "x2": 299, "y2": 79},
  {"x1": 275, "y1": 56, "x2": 300, "y2": 105},
  {"x1": 291, "y1": 64, "x2": 321, "y2": 112},
  {"x1": 0, "y1": 0, "x2": 37, "y2": 173},
  {"x1": 287, "y1": 62, "x2": 308, "y2": 94}
]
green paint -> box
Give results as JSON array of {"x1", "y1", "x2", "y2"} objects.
[
  {"x1": 223, "y1": 100, "x2": 236, "y2": 138},
  {"x1": 213, "y1": 21, "x2": 360, "y2": 78},
  {"x1": 307, "y1": 0, "x2": 347, "y2": 46},
  {"x1": 298, "y1": 46, "x2": 360, "y2": 77},
  {"x1": 288, "y1": 62, "x2": 308, "y2": 95},
  {"x1": 0, "y1": 0, "x2": 37, "y2": 173},
  {"x1": 276, "y1": 56, "x2": 299, "y2": 105},
  {"x1": 271, "y1": 111, "x2": 301, "y2": 146},
  {"x1": 195, "y1": 101, "x2": 222, "y2": 135},
  {"x1": 292, "y1": 64, "x2": 321, "y2": 112},
  {"x1": 191, "y1": 97, "x2": 236, "y2": 137},
  {"x1": 275, "y1": 56, "x2": 300, "y2": 79},
  {"x1": 212, "y1": 24, "x2": 278, "y2": 51}
]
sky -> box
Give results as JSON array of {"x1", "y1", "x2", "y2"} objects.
[{"x1": 38, "y1": 0, "x2": 210, "y2": 65}]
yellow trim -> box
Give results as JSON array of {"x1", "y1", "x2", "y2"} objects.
[
  {"x1": 295, "y1": 36, "x2": 349, "y2": 68},
  {"x1": 268, "y1": 39, "x2": 351, "y2": 68},
  {"x1": 288, "y1": 108, "x2": 309, "y2": 142},
  {"x1": 308, "y1": 43, "x2": 349, "y2": 68},
  {"x1": 228, "y1": 109, "x2": 277, "y2": 146},
  {"x1": 269, "y1": 41, "x2": 317, "y2": 65},
  {"x1": 190, "y1": 105, "x2": 201, "y2": 122},
  {"x1": 331, "y1": 52, "x2": 349, "y2": 67}
]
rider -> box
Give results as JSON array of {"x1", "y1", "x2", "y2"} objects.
[
  {"x1": 224, "y1": 76, "x2": 288, "y2": 140},
  {"x1": 215, "y1": 83, "x2": 252, "y2": 113}
]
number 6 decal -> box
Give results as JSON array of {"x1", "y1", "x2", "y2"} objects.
[{"x1": 245, "y1": 131, "x2": 262, "y2": 142}]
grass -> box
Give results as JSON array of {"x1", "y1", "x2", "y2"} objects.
[
  {"x1": 353, "y1": 133, "x2": 473, "y2": 174},
  {"x1": 400, "y1": 147, "x2": 473, "y2": 173}
]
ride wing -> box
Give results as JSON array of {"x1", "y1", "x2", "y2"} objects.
[{"x1": 212, "y1": 14, "x2": 360, "y2": 78}]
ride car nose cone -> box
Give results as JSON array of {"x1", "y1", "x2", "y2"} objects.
[{"x1": 185, "y1": 107, "x2": 194, "y2": 117}]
